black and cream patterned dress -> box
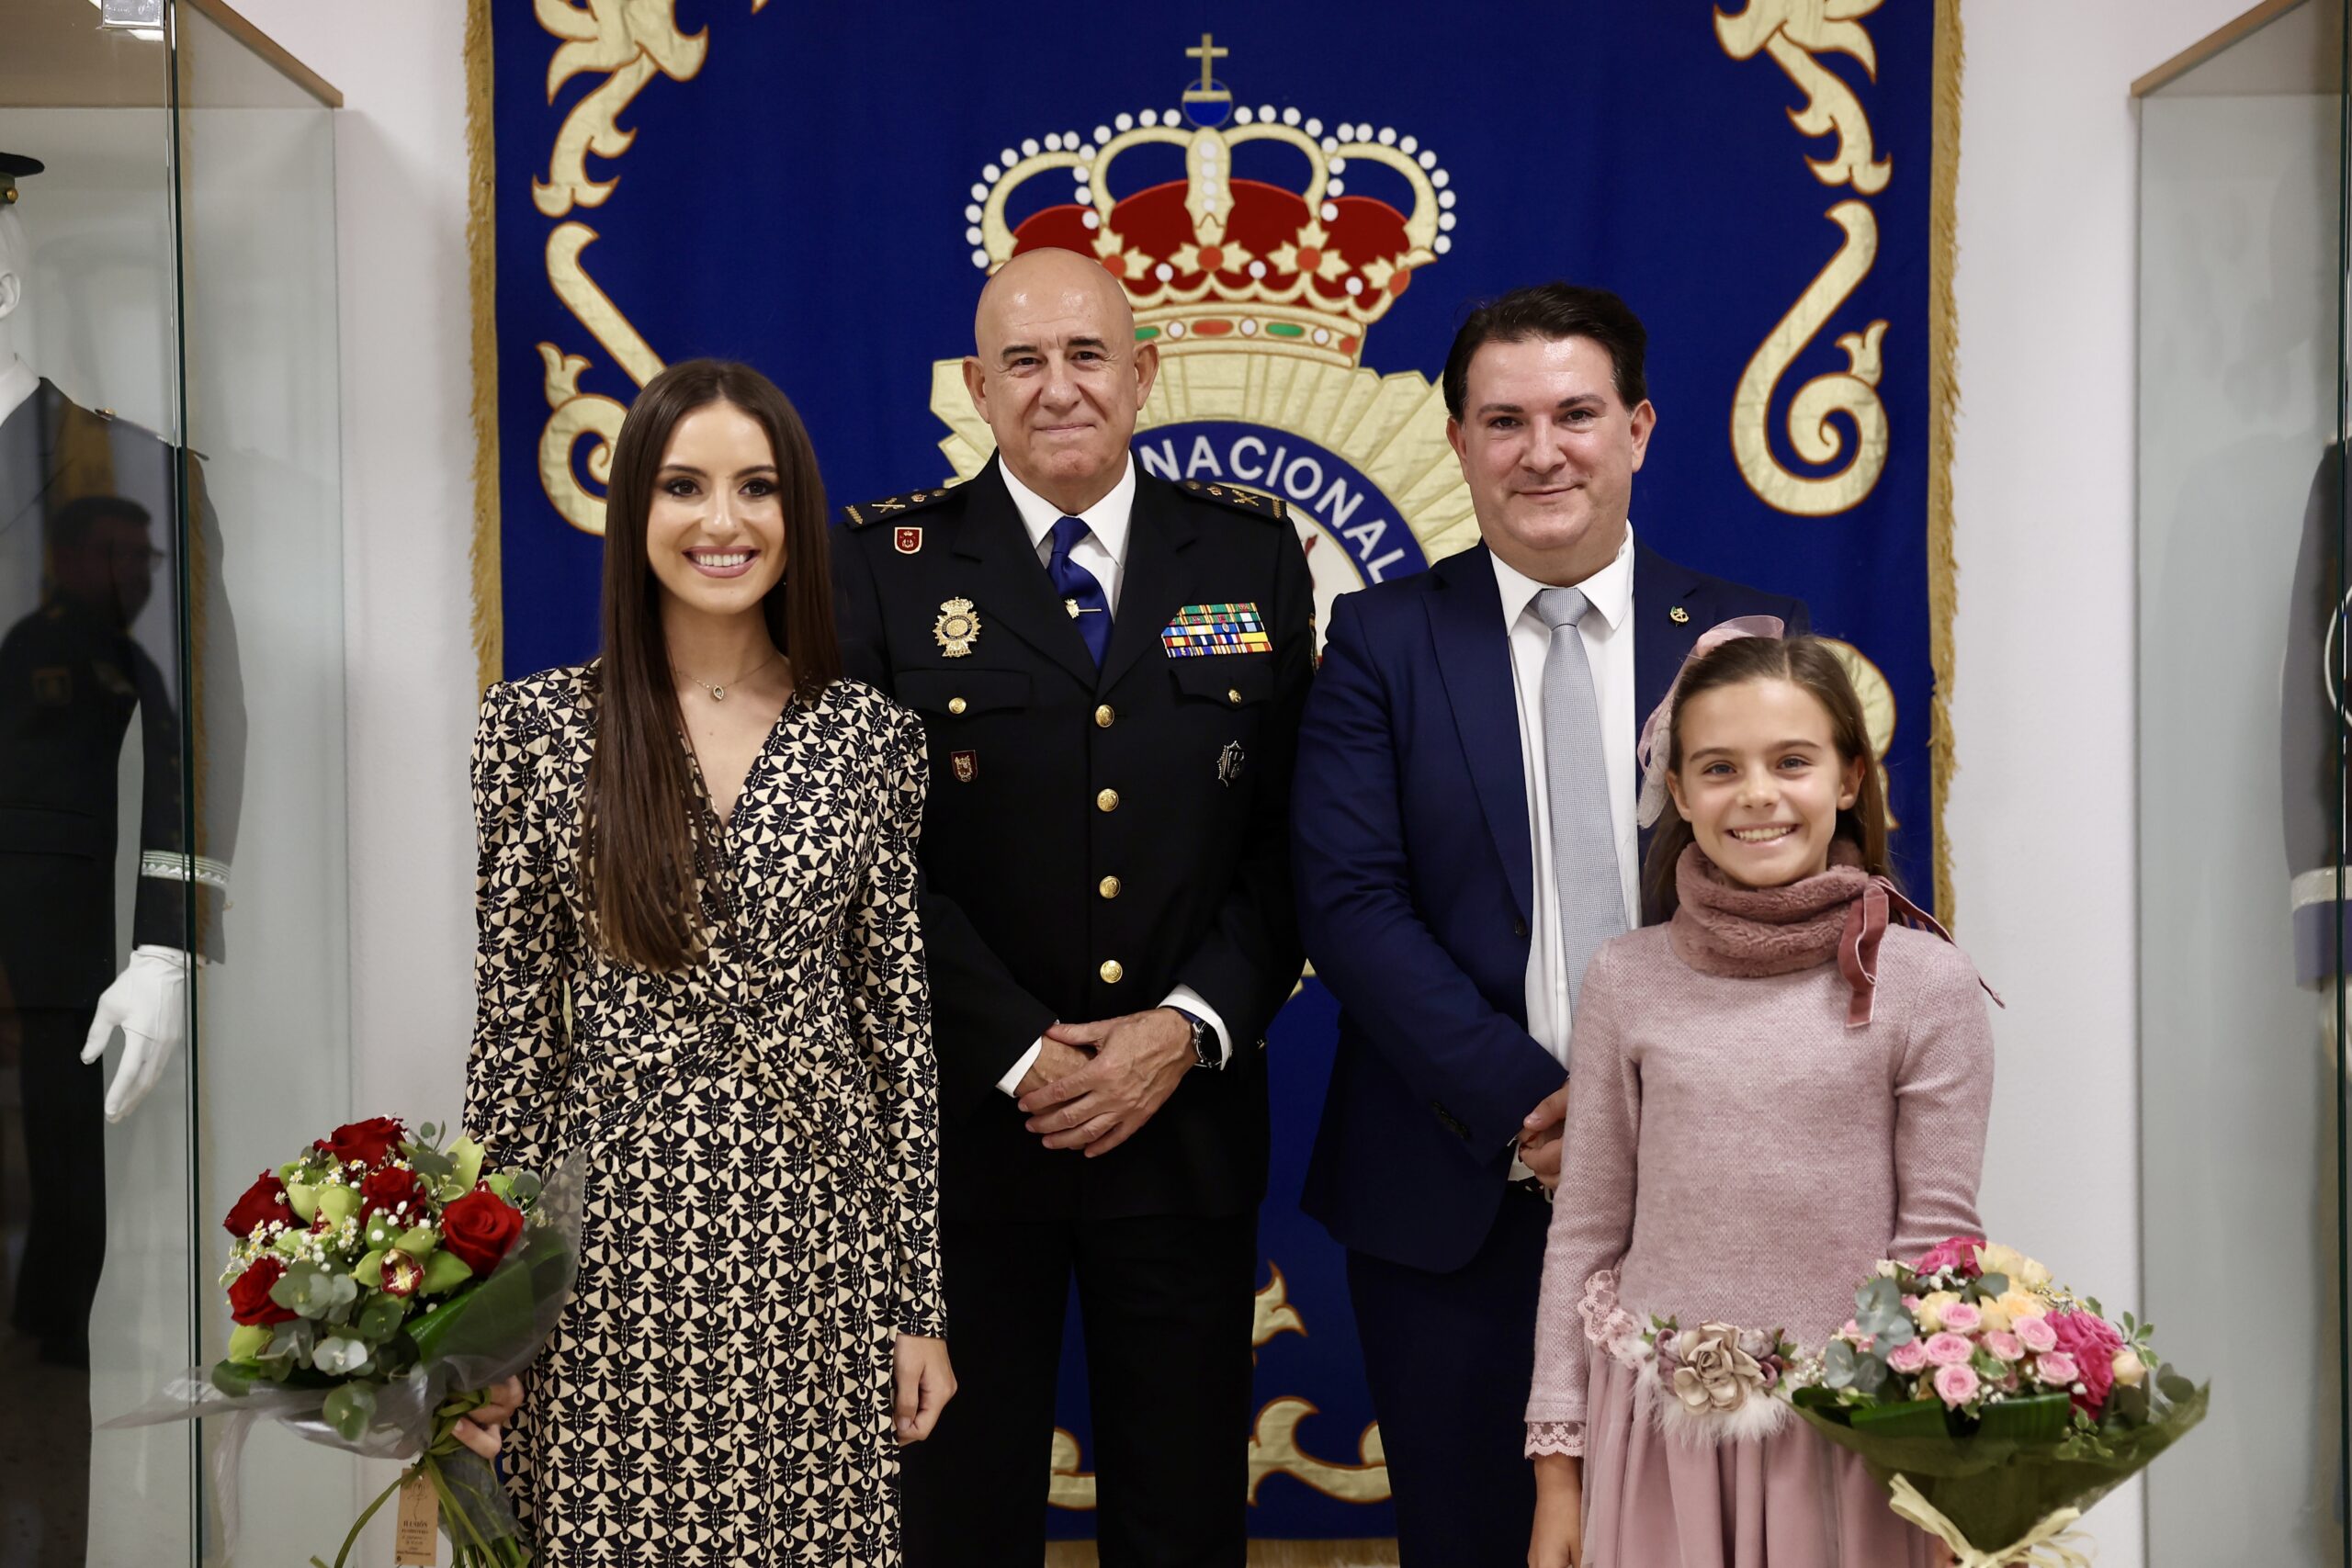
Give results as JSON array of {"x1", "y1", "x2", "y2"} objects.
[{"x1": 462, "y1": 662, "x2": 942, "y2": 1566}]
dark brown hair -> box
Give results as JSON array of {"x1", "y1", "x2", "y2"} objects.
[
  {"x1": 582, "y1": 358, "x2": 840, "y2": 970},
  {"x1": 1641, "y1": 634, "x2": 1892, "y2": 918},
  {"x1": 1442, "y1": 282, "x2": 1649, "y2": 422}
]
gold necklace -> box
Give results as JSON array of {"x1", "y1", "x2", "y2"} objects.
[{"x1": 684, "y1": 649, "x2": 778, "y2": 702}]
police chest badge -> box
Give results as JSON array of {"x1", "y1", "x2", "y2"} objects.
[{"x1": 933, "y1": 597, "x2": 980, "y2": 658}]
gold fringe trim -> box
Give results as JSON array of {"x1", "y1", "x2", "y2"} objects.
[
  {"x1": 1928, "y1": 0, "x2": 1963, "y2": 925},
  {"x1": 465, "y1": 0, "x2": 503, "y2": 694}
]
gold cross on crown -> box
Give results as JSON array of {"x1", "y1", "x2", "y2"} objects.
[{"x1": 1183, "y1": 33, "x2": 1231, "y2": 107}]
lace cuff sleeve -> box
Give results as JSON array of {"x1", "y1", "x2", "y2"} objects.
[{"x1": 1524, "y1": 1420, "x2": 1584, "y2": 1459}]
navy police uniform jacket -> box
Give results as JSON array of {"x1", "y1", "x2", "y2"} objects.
[
  {"x1": 833, "y1": 455, "x2": 1313, "y2": 1221},
  {"x1": 0, "y1": 381, "x2": 243, "y2": 1010}
]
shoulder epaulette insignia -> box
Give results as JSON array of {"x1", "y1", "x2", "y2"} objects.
[
  {"x1": 1177, "y1": 479, "x2": 1286, "y2": 522},
  {"x1": 842, "y1": 485, "x2": 957, "y2": 529}
]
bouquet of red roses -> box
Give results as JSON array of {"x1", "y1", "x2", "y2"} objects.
[
  {"x1": 1785, "y1": 1237, "x2": 2206, "y2": 1565},
  {"x1": 108, "y1": 1116, "x2": 580, "y2": 1567}
]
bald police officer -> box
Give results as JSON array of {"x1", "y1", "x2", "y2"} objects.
[{"x1": 834, "y1": 247, "x2": 1310, "y2": 1565}]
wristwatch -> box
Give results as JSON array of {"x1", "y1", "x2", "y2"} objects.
[{"x1": 1170, "y1": 1007, "x2": 1218, "y2": 1069}]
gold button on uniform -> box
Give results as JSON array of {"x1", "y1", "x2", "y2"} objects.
[
  {"x1": 1099, "y1": 960, "x2": 1125, "y2": 984},
  {"x1": 1094, "y1": 705, "x2": 1115, "y2": 728},
  {"x1": 1227, "y1": 688, "x2": 1243, "y2": 706},
  {"x1": 947, "y1": 697, "x2": 967, "y2": 716},
  {"x1": 1096, "y1": 788, "x2": 1120, "y2": 812},
  {"x1": 1099, "y1": 875, "x2": 1122, "y2": 899}
]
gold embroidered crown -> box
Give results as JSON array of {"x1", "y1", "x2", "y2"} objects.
[{"x1": 962, "y1": 38, "x2": 1457, "y2": 368}]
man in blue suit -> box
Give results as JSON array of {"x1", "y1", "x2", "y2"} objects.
[{"x1": 1294, "y1": 283, "x2": 1807, "y2": 1562}]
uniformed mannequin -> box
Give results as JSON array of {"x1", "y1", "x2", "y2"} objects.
[
  {"x1": 0, "y1": 152, "x2": 241, "y2": 1563},
  {"x1": 2283, "y1": 441, "x2": 2346, "y2": 995},
  {"x1": 834, "y1": 247, "x2": 1311, "y2": 1565}
]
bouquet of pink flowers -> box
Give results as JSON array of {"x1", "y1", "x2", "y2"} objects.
[
  {"x1": 1788, "y1": 1237, "x2": 2205, "y2": 1563},
  {"x1": 108, "y1": 1117, "x2": 581, "y2": 1567}
]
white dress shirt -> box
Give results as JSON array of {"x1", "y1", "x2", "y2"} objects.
[
  {"x1": 1491, "y1": 528, "x2": 1642, "y2": 1078},
  {"x1": 992, "y1": 457, "x2": 1233, "y2": 1094}
]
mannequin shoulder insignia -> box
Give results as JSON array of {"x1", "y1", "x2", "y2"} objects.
[
  {"x1": 1176, "y1": 479, "x2": 1286, "y2": 522},
  {"x1": 841, "y1": 485, "x2": 959, "y2": 529}
]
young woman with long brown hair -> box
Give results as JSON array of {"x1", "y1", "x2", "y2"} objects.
[{"x1": 458, "y1": 359, "x2": 952, "y2": 1565}]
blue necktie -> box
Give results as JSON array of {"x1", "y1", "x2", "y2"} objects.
[{"x1": 1048, "y1": 515, "x2": 1112, "y2": 667}]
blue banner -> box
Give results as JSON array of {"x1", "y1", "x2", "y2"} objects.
[{"x1": 488, "y1": 0, "x2": 1945, "y2": 1540}]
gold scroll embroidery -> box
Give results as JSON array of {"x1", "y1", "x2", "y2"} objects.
[{"x1": 1716, "y1": 0, "x2": 1893, "y2": 517}]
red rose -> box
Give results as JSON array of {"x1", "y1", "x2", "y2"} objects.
[
  {"x1": 357, "y1": 1167, "x2": 429, "y2": 1221},
  {"x1": 228, "y1": 1256, "x2": 297, "y2": 1326},
  {"x1": 222, "y1": 1171, "x2": 292, "y2": 1237},
  {"x1": 439, "y1": 1188, "x2": 525, "y2": 1274},
  {"x1": 2046, "y1": 1311, "x2": 2124, "y2": 1416},
  {"x1": 315, "y1": 1117, "x2": 409, "y2": 1168}
]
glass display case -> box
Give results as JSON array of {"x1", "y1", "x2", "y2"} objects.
[
  {"x1": 0, "y1": 2, "x2": 344, "y2": 1562},
  {"x1": 2138, "y1": 1, "x2": 2350, "y2": 1562}
]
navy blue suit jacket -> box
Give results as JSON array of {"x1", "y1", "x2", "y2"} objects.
[{"x1": 1295, "y1": 537, "x2": 1808, "y2": 1273}]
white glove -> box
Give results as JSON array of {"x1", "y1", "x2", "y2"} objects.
[{"x1": 79, "y1": 944, "x2": 191, "y2": 1122}]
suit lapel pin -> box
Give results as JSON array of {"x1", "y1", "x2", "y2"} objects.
[
  {"x1": 1217, "y1": 740, "x2": 1246, "y2": 787},
  {"x1": 933, "y1": 596, "x2": 980, "y2": 658},
  {"x1": 1669, "y1": 605, "x2": 1690, "y2": 624}
]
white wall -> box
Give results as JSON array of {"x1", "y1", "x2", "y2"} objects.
[
  {"x1": 1950, "y1": 4, "x2": 2263, "y2": 1565},
  {"x1": 227, "y1": 0, "x2": 480, "y2": 1134}
]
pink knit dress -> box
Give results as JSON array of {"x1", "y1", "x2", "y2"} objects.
[{"x1": 1526, "y1": 848, "x2": 1995, "y2": 1567}]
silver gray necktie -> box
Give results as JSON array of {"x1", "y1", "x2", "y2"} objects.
[{"x1": 1536, "y1": 585, "x2": 1629, "y2": 1013}]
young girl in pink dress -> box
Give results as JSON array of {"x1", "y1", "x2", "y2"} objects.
[{"x1": 1526, "y1": 629, "x2": 1994, "y2": 1568}]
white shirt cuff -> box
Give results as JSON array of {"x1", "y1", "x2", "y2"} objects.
[
  {"x1": 996, "y1": 1038, "x2": 1046, "y2": 1098},
  {"x1": 1161, "y1": 985, "x2": 1232, "y2": 1067}
]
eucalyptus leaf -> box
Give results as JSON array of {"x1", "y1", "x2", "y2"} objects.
[
  {"x1": 2158, "y1": 1371, "x2": 2197, "y2": 1404},
  {"x1": 1825, "y1": 1339, "x2": 1859, "y2": 1389},
  {"x1": 322, "y1": 1382, "x2": 379, "y2": 1442},
  {"x1": 262, "y1": 1317, "x2": 315, "y2": 1369},
  {"x1": 357, "y1": 1294, "x2": 408, "y2": 1342},
  {"x1": 1850, "y1": 1354, "x2": 1889, "y2": 1394},
  {"x1": 507, "y1": 1171, "x2": 543, "y2": 1207},
  {"x1": 1977, "y1": 1271, "x2": 2009, "y2": 1298},
  {"x1": 312, "y1": 1336, "x2": 373, "y2": 1377},
  {"x1": 272, "y1": 1261, "x2": 332, "y2": 1320},
  {"x1": 410, "y1": 1148, "x2": 455, "y2": 1182},
  {"x1": 1878, "y1": 1314, "x2": 1916, "y2": 1348}
]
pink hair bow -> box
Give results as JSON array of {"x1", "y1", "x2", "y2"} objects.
[{"x1": 1634, "y1": 615, "x2": 1786, "y2": 829}]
